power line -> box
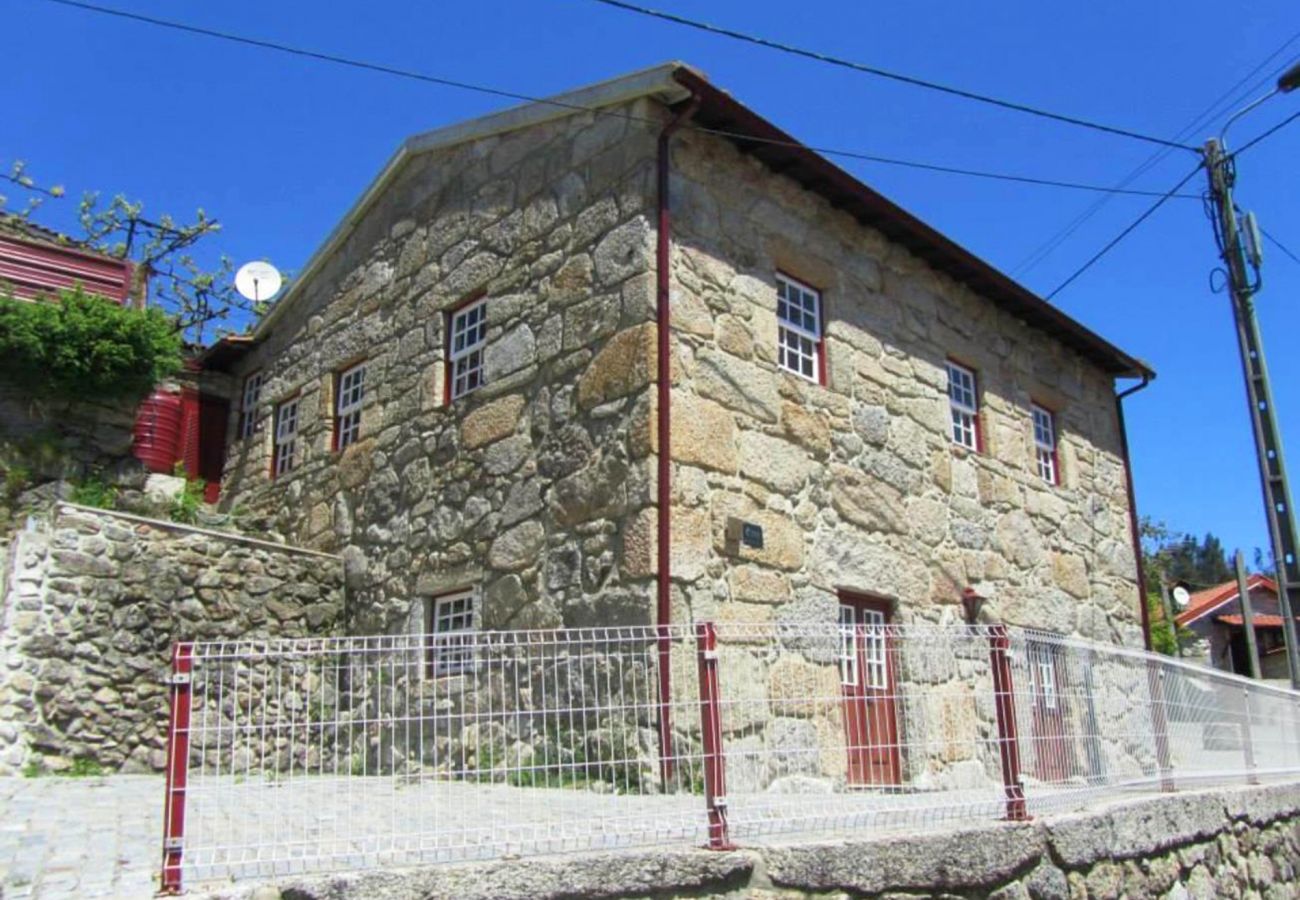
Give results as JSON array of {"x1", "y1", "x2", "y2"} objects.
[
  {"x1": 33, "y1": 0, "x2": 1200, "y2": 201},
  {"x1": 1013, "y1": 37, "x2": 1300, "y2": 277},
  {"x1": 1232, "y1": 109, "x2": 1300, "y2": 157},
  {"x1": 588, "y1": 0, "x2": 1197, "y2": 152},
  {"x1": 1045, "y1": 163, "x2": 1204, "y2": 300},
  {"x1": 1262, "y1": 227, "x2": 1300, "y2": 266}
]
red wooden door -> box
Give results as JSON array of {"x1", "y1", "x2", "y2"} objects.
[
  {"x1": 839, "y1": 595, "x2": 901, "y2": 787},
  {"x1": 1027, "y1": 641, "x2": 1073, "y2": 782}
]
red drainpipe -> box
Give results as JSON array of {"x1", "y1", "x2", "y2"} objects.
[
  {"x1": 1115, "y1": 374, "x2": 1153, "y2": 650},
  {"x1": 655, "y1": 93, "x2": 700, "y2": 783}
]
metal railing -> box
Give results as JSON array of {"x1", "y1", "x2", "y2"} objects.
[{"x1": 159, "y1": 622, "x2": 1300, "y2": 891}]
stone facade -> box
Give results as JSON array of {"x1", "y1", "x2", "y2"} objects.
[
  {"x1": 663, "y1": 126, "x2": 1140, "y2": 645},
  {"x1": 219, "y1": 96, "x2": 669, "y2": 638},
  {"x1": 217, "y1": 66, "x2": 1144, "y2": 649},
  {"x1": 0, "y1": 504, "x2": 344, "y2": 774}
]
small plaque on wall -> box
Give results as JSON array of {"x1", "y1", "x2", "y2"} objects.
[{"x1": 741, "y1": 522, "x2": 764, "y2": 549}]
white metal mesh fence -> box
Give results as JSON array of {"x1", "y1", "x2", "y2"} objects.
[{"x1": 160, "y1": 622, "x2": 1300, "y2": 889}]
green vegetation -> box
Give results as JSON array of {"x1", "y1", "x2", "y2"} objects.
[
  {"x1": 22, "y1": 756, "x2": 105, "y2": 778},
  {"x1": 69, "y1": 472, "x2": 117, "y2": 510},
  {"x1": 168, "y1": 464, "x2": 206, "y2": 524},
  {"x1": 0, "y1": 288, "x2": 182, "y2": 404}
]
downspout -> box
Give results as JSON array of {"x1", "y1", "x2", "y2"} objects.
[
  {"x1": 1115, "y1": 374, "x2": 1153, "y2": 650},
  {"x1": 655, "y1": 93, "x2": 699, "y2": 785}
]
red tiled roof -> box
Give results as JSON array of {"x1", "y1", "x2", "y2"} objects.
[
  {"x1": 1175, "y1": 574, "x2": 1278, "y2": 627},
  {"x1": 1215, "y1": 614, "x2": 1285, "y2": 628}
]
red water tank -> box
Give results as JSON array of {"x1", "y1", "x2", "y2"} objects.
[{"x1": 133, "y1": 389, "x2": 184, "y2": 474}]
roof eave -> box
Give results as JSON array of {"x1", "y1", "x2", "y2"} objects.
[{"x1": 669, "y1": 68, "x2": 1153, "y2": 381}]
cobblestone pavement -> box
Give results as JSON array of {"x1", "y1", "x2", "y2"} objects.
[{"x1": 0, "y1": 776, "x2": 160, "y2": 899}]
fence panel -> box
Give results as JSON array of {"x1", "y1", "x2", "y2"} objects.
[
  {"x1": 162, "y1": 621, "x2": 1300, "y2": 889},
  {"x1": 170, "y1": 627, "x2": 705, "y2": 883}
]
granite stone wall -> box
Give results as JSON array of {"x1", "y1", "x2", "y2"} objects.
[
  {"x1": 218, "y1": 90, "x2": 1143, "y2": 650},
  {"x1": 199, "y1": 781, "x2": 1300, "y2": 899},
  {"x1": 662, "y1": 125, "x2": 1143, "y2": 646},
  {"x1": 0, "y1": 503, "x2": 344, "y2": 774},
  {"x1": 220, "y1": 98, "x2": 669, "y2": 637}
]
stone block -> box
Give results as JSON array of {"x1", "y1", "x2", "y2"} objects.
[
  {"x1": 781, "y1": 402, "x2": 832, "y2": 456},
  {"x1": 647, "y1": 393, "x2": 737, "y2": 473},
  {"x1": 829, "y1": 464, "x2": 907, "y2": 534},
  {"x1": 711, "y1": 493, "x2": 805, "y2": 571},
  {"x1": 695, "y1": 349, "x2": 780, "y2": 422},
  {"x1": 487, "y1": 521, "x2": 545, "y2": 571},
  {"x1": 738, "y1": 431, "x2": 816, "y2": 493},
  {"x1": 728, "y1": 566, "x2": 792, "y2": 605},
  {"x1": 461, "y1": 394, "x2": 527, "y2": 450},
  {"x1": 577, "y1": 323, "x2": 656, "y2": 410}
]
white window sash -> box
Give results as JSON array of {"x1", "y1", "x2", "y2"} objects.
[
  {"x1": 337, "y1": 364, "x2": 366, "y2": 417},
  {"x1": 449, "y1": 300, "x2": 487, "y2": 363}
]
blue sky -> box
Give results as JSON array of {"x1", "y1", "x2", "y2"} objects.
[{"x1": 5, "y1": 0, "x2": 1299, "y2": 568}]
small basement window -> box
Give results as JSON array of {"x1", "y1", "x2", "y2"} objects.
[
  {"x1": 334, "y1": 362, "x2": 366, "y2": 451},
  {"x1": 946, "y1": 361, "x2": 980, "y2": 451},
  {"x1": 272, "y1": 397, "x2": 299, "y2": 478},
  {"x1": 427, "y1": 590, "x2": 476, "y2": 675},
  {"x1": 239, "y1": 371, "x2": 263, "y2": 439},
  {"x1": 776, "y1": 274, "x2": 823, "y2": 383},
  {"x1": 1032, "y1": 403, "x2": 1059, "y2": 485},
  {"x1": 447, "y1": 297, "x2": 488, "y2": 402}
]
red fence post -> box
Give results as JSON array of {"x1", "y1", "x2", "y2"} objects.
[
  {"x1": 987, "y1": 624, "x2": 1028, "y2": 821},
  {"x1": 160, "y1": 642, "x2": 194, "y2": 895},
  {"x1": 657, "y1": 625, "x2": 676, "y2": 784},
  {"x1": 1145, "y1": 661, "x2": 1175, "y2": 792},
  {"x1": 696, "y1": 621, "x2": 734, "y2": 850}
]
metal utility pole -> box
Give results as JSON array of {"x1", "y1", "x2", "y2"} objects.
[
  {"x1": 1160, "y1": 580, "x2": 1183, "y2": 658},
  {"x1": 1201, "y1": 64, "x2": 1300, "y2": 687},
  {"x1": 1234, "y1": 550, "x2": 1262, "y2": 680}
]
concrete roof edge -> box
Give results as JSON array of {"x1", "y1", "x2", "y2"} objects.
[{"x1": 249, "y1": 62, "x2": 696, "y2": 345}]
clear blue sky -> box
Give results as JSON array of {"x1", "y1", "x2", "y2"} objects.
[{"x1": 6, "y1": 0, "x2": 1299, "y2": 567}]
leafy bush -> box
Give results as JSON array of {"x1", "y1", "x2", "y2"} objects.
[
  {"x1": 0, "y1": 288, "x2": 182, "y2": 403},
  {"x1": 69, "y1": 473, "x2": 117, "y2": 510},
  {"x1": 169, "y1": 465, "x2": 207, "y2": 524}
]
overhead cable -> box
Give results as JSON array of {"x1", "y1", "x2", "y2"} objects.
[
  {"x1": 1045, "y1": 164, "x2": 1205, "y2": 299},
  {"x1": 588, "y1": 0, "x2": 1197, "y2": 152},
  {"x1": 34, "y1": 0, "x2": 1199, "y2": 200}
]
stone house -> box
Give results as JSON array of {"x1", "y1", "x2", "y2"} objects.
[
  {"x1": 205, "y1": 62, "x2": 1154, "y2": 661},
  {"x1": 1176, "y1": 575, "x2": 1290, "y2": 679}
]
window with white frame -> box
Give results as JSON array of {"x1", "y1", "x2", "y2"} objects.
[
  {"x1": 272, "y1": 397, "x2": 299, "y2": 478},
  {"x1": 1032, "y1": 403, "x2": 1058, "y2": 485},
  {"x1": 334, "y1": 362, "x2": 366, "y2": 451},
  {"x1": 1036, "y1": 653, "x2": 1058, "y2": 710},
  {"x1": 239, "y1": 371, "x2": 263, "y2": 439},
  {"x1": 946, "y1": 361, "x2": 979, "y2": 451},
  {"x1": 428, "y1": 590, "x2": 476, "y2": 675},
  {"x1": 776, "y1": 274, "x2": 822, "y2": 382},
  {"x1": 838, "y1": 604, "x2": 888, "y2": 689},
  {"x1": 448, "y1": 298, "x2": 488, "y2": 401}
]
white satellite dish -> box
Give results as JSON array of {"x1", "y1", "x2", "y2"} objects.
[
  {"x1": 1172, "y1": 585, "x2": 1191, "y2": 610},
  {"x1": 235, "y1": 261, "x2": 283, "y2": 303}
]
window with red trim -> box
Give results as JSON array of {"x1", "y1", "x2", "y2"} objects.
[{"x1": 333, "y1": 361, "x2": 366, "y2": 451}]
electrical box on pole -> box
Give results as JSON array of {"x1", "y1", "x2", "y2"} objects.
[{"x1": 1203, "y1": 138, "x2": 1300, "y2": 688}]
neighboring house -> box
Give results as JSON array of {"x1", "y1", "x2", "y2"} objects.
[
  {"x1": 205, "y1": 62, "x2": 1154, "y2": 651},
  {"x1": 1175, "y1": 575, "x2": 1291, "y2": 678},
  {"x1": 0, "y1": 215, "x2": 135, "y2": 304}
]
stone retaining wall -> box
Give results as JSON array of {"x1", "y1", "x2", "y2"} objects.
[
  {"x1": 0, "y1": 504, "x2": 345, "y2": 774},
  {"x1": 199, "y1": 780, "x2": 1300, "y2": 899}
]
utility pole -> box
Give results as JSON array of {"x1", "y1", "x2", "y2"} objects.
[
  {"x1": 1202, "y1": 95, "x2": 1300, "y2": 687},
  {"x1": 1159, "y1": 580, "x2": 1182, "y2": 658},
  {"x1": 1234, "y1": 550, "x2": 1262, "y2": 680}
]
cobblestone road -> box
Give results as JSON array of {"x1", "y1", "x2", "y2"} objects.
[{"x1": 0, "y1": 776, "x2": 160, "y2": 899}]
